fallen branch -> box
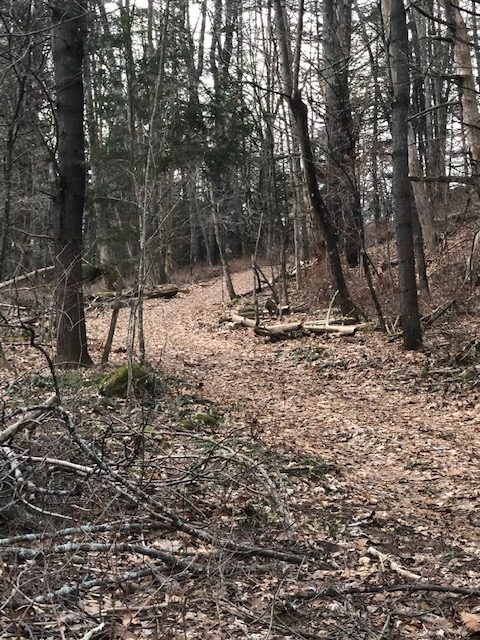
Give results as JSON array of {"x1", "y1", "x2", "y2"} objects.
[
  {"x1": 91, "y1": 284, "x2": 180, "y2": 307},
  {"x1": 18, "y1": 455, "x2": 93, "y2": 476},
  {"x1": 288, "y1": 581, "x2": 480, "y2": 602},
  {"x1": 0, "y1": 394, "x2": 57, "y2": 445},
  {"x1": 31, "y1": 566, "x2": 161, "y2": 604},
  {"x1": 229, "y1": 314, "x2": 362, "y2": 337},
  {"x1": 0, "y1": 519, "x2": 163, "y2": 547},
  {"x1": 4, "y1": 541, "x2": 205, "y2": 574},
  {"x1": 367, "y1": 546, "x2": 422, "y2": 581},
  {"x1": 0, "y1": 265, "x2": 54, "y2": 292},
  {"x1": 421, "y1": 298, "x2": 456, "y2": 328}
]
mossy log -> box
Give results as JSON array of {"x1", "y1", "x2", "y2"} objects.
[
  {"x1": 91, "y1": 284, "x2": 179, "y2": 306},
  {"x1": 99, "y1": 364, "x2": 156, "y2": 398}
]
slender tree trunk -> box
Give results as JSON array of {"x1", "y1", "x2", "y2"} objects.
[
  {"x1": 211, "y1": 187, "x2": 236, "y2": 300},
  {"x1": 322, "y1": 0, "x2": 362, "y2": 268},
  {"x1": 290, "y1": 95, "x2": 357, "y2": 318},
  {"x1": 410, "y1": 185, "x2": 430, "y2": 295},
  {"x1": 51, "y1": 0, "x2": 92, "y2": 366},
  {"x1": 407, "y1": 124, "x2": 437, "y2": 247},
  {"x1": 389, "y1": 0, "x2": 422, "y2": 349},
  {"x1": 443, "y1": 0, "x2": 480, "y2": 183},
  {"x1": 273, "y1": 0, "x2": 357, "y2": 319}
]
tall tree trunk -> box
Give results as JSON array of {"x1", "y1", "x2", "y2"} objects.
[
  {"x1": 443, "y1": 0, "x2": 480, "y2": 183},
  {"x1": 388, "y1": 0, "x2": 422, "y2": 349},
  {"x1": 273, "y1": 0, "x2": 357, "y2": 319},
  {"x1": 322, "y1": 0, "x2": 362, "y2": 268},
  {"x1": 408, "y1": 124, "x2": 437, "y2": 247},
  {"x1": 51, "y1": 0, "x2": 92, "y2": 366}
]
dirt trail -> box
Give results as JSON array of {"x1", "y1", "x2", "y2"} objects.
[{"x1": 93, "y1": 271, "x2": 480, "y2": 571}]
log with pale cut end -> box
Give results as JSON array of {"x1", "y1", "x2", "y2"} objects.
[
  {"x1": 303, "y1": 322, "x2": 357, "y2": 336},
  {"x1": 256, "y1": 321, "x2": 302, "y2": 336},
  {"x1": 228, "y1": 313, "x2": 363, "y2": 337}
]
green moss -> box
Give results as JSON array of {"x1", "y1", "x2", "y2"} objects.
[
  {"x1": 99, "y1": 364, "x2": 157, "y2": 398},
  {"x1": 177, "y1": 406, "x2": 223, "y2": 431},
  {"x1": 281, "y1": 455, "x2": 333, "y2": 481}
]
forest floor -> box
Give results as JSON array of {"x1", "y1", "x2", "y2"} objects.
[{"x1": 2, "y1": 268, "x2": 480, "y2": 638}]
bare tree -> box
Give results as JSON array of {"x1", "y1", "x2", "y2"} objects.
[
  {"x1": 387, "y1": 0, "x2": 422, "y2": 348},
  {"x1": 273, "y1": 0, "x2": 357, "y2": 319},
  {"x1": 322, "y1": 0, "x2": 362, "y2": 268},
  {"x1": 51, "y1": 0, "x2": 92, "y2": 366}
]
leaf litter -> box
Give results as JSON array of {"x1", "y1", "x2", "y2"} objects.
[{"x1": 0, "y1": 269, "x2": 480, "y2": 638}]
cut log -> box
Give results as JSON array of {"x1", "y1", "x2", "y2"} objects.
[
  {"x1": 231, "y1": 313, "x2": 258, "y2": 328},
  {"x1": 90, "y1": 284, "x2": 180, "y2": 306},
  {"x1": 228, "y1": 314, "x2": 363, "y2": 338},
  {"x1": 304, "y1": 322, "x2": 358, "y2": 335},
  {"x1": 144, "y1": 284, "x2": 179, "y2": 300},
  {"x1": 256, "y1": 321, "x2": 302, "y2": 336}
]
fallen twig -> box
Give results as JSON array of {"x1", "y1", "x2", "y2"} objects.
[
  {"x1": 288, "y1": 582, "x2": 480, "y2": 602},
  {"x1": 0, "y1": 394, "x2": 57, "y2": 444},
  {"x1": 367, "y1": 546, "x2": 422, "y2": 581}
]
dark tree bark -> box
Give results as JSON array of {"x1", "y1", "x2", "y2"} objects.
[
  {"x1": 322, "y1": 0, "x2": 362, "y2": 268},
  {"x1": 51, "y1": 0, "x2": 92, "y2": 366},
  {"x1": 290, "y1": 94, "x2": 357, "y2": 318},
  {"x1": 273, "y1": 0, "x2": 357, "y2": 319},
  {"x1": 389, "y1": 0, "x2": 422, "y2": 349}
]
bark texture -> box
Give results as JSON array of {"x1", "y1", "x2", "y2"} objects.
[
  {"x1": 389, "y1": 0, "x2": 422, "y2": 348},
  {"x1": 323, "y1": 0, "x2": 362, "y2": 267},
  {"x1": 51, "y1": 0, "x2": 92, "y2": 366}
]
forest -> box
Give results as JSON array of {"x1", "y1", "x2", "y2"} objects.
[{"x1": 0, "y1": 0, "x2": 480, "y2": 638}]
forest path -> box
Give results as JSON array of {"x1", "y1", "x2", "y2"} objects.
[{"x1": 93, "y1": 270, "x2": 480, "y2": 570}]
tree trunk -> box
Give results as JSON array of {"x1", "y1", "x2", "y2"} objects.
[
  {"x1": 51, "y1": 0, "x2": 92, "y2": 367},
  {"x1": 389, "y1": 0, "x2": 422, "y2": 349},
  {"x1": 443, "y1": 0, "x2": 480, "y2": 183},
  {"x1": 322, "y1": 0, "x2": 362, "y2": 268},
  {"x1": 273, "y1": 0, "x2": 357, "y2": 319},
  {"x1": 291, "y1": 94, "x2": 357, "y2": 318},
  {"x1": 407, "y1": 124, "x2": 437, "y2": 247},
  {"x1": 211, "y1": 187, "x2": 236, "y2": 300}
]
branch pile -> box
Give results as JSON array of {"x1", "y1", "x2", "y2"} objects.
[{"x1": 225, "y1": 312, "x2": 365, "y2": 337}]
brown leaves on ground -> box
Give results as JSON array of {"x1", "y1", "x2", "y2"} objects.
[
  {"x1": 1, "y1": 267, "x2": 480, "y2": 638},
  {"x1": 460, "y1": 611, "x2": 480, "y2": 634}
]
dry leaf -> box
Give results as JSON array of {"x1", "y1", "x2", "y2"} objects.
[{"x1": 460, "y1": 611, "x2": 480, "y2": 633}]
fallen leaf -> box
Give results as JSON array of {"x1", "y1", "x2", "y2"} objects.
[{"x1": 460, "y1": 611, "x2": 480, "y2": 633}]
